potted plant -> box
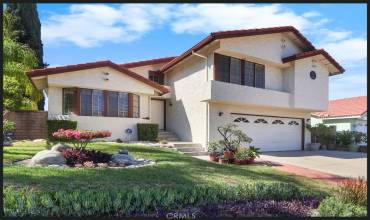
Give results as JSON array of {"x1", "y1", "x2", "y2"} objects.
[
  {"x1": 207, "y1": 142, "x2": 222, "y2": 162},
  {"x1": 246, "y1": 146, "x2": 261, "y2": 163},
  {"x1": 234, "y1": 149, "x2": 249, "y2": 165},
  {"x1": 219, "y1": 155, "x2": 230, "y2": 164}
]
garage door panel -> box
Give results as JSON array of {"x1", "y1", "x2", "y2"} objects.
[{"x1": 232, "y1": 115, "x2": 301, "y2": 152}]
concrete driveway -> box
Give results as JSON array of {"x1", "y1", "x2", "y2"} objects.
[{"x1": 260, "y1": 150, "x2": 367, "y2": 179}]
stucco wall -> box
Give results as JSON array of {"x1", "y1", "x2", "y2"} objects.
[
  {"x1": 165, "y1": 56, "x2": 209, "y2": 146},
  {"x1": 47, "y1": 66, "x2": 157, "y2": 95},
  {"x1": 128, "y1": 63, "x2": 165, "y2": 78},
  {"x1": 209, "y1": 103, "x2": 311, "y2": 147}
]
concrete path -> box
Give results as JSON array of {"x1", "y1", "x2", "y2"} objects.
[{"x1": 260, "y1": 150, "x2": 367, "y2": 179}]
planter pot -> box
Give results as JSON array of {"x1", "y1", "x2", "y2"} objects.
[
  {"x1": 219, "y1": 159, "x2": 229, "y2": 164},
  {"x1": 223, "y1": 151, "x2": 234, "y2": 158},
  {"x1": 246, "y1": 157, "x2": 256, "y2": 164},
  {"x1": 235, "y1": 159, "x2": 248, "y2": 165},
  {"x1": 209, "y1": 155, "x2": 219, "y2": 162}
]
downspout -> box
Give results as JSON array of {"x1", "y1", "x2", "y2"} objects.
[{"x1": 192, "y1": 51, "x2": 210, "y2": 148}]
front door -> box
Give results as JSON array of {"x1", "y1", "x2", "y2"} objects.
[{"x1": 151, "y1": 99, "x2": 165, "y2": 130}]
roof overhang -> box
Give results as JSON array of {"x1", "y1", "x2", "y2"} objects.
[
  {"x1": 27, "y1": 60, "x2": 170, "y2": 94},
  {"x1": 282, "y1": 49, "x2": 345, "y2": 75}
]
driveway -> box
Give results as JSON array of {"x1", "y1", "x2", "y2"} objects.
[{"x1": 260, "y1": 150, "x2": 367, "y2": 179}]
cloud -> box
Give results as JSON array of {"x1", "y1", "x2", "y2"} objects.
[
  {"x1": 329, "y1": 73, "x2": 367, "y2": 99},
  {"x1": 320, "y1": 38, "x2": 367, "y2": 64},
  {"x1": 302, "y1": 11, "x2": 321, "y2": 18},
  {"x1": 42, "y1": 4, "x2": 172, "y2": 47},
  {"x1": 171, "y1": 4, "x2": 313, "y2": 34}
]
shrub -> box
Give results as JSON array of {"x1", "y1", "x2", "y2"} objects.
[
  {"x1": 336, "y1": 130, "x2": 354, "y2": 147},
  {"x1": 3, "y1": 119, "x2": 16, "y2": 133},
  {"x1": 306, "y1": 123, "x2": 335, "y2": 146},
  {"x1": 47, "y1": 120, "x2": 77, "y2": 141},
  {"x1": 318, "y1": 196, "x2": 367, "y2": 217},
  {"x1": 4, "y1": 182, "x2": 323, "y2": 217},
  {"x1": 116, "y1": 138, "x2": 123, "y2": 143},
  {"x1": 207, "y1": 142, "x2": 223, "y2": 156},
  {"x1": 137, "y1": 123, "x2": 158, "y2": 141},
  {"x1": 216, "y1": 123, "x2": 253, "y2": 153},
  {"x1": 61, "y1": 148, "x2": 112, "y2": 166},
  {"x1": 337, "y1": 177, "x2": 367, "y2": 206},
  {"x1": 351, "y1": 131, "x2": 367, "y2": 144},
  {"x1": 53, "y1": 129, "x2": 111, "y2": 148}
]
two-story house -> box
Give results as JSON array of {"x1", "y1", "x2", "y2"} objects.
[{"x1": 27, "y1": 26, "x2": 344, "y2": 152}]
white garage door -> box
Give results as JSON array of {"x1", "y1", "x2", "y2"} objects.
[{"x1": 232, "y1": 114, "x2": 302, "y2": 152}]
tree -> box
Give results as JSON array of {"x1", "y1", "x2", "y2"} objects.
[
  {"x1": 3, "y1": 37, "x2": 42, "y2": 110},
  {"x1": 5, "y1": 3, "x2": 46, "y2": 110}
]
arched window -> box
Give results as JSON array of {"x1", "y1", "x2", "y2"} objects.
[
  {"x1": 234, "y1": 117, "x2": 249, "y2": 123},
  {"x1": 254, "y1": 118, "x2": 268, "y2": 124},
  {"x1": 272, "y1": 120, "x2": 284, "y2": 125},
  {"x1": 288, "y1": 121, "x2": 299, "y2": 125}
]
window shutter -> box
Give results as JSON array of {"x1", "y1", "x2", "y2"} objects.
[
  {"x1": 255, "y1": 64, "x2": 265, "y2": 88},
  {"x1": 128, "y1": 93, "x2": 133, "y2": 118},
  {"x1": 74, "y1": 88, "x2": 80, "y2": 115},
  {"x1": 244, "y1": 61, "x2": 255, "y2": 87}
]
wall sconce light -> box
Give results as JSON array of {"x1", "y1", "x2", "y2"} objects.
[
  {"x1": 103, "y1": 77, "x2": 109, "y2": 81},
  {"x1": 218, "y1": 112, "x2": 223, "y2": 116},
  {"x1": 169, "y1": 101, "x2": 173, "y2": 106},
  {"x1": 103, "y1": 72, "x2": 109, "y2": 75}
]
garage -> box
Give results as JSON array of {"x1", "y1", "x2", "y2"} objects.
[{"x1": 231, "y1": 113, "x2": 303, "y2": 152}]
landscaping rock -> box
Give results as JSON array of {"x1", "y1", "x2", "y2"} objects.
[
  {"x1": 28, "y1": 150, "x2": 66, "y2": 166},
  {"x1": 111, "y1": 154, "x2": 135, "y2": 165},
  {"x1": 97, "y1": 163, "x2": 108, "y2": 168},
  {"x1": 33, "y1": 139, "x2": 46, "y2": 142},
  {"x1": 118, "y1": 149, "x2": 129, "y2": 155},
  {"x1": 51, "y1": 143, "x2": 72, "y2": 152}
]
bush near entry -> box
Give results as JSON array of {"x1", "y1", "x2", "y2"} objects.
[{"x1": 137, "y1": 123, "x2": 158, "y2": 141}]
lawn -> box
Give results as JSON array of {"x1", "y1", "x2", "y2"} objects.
[{"x1": 4, "y1": 140, "x2": 333, "y2": 193}]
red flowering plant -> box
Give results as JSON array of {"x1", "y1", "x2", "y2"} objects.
[{"x1": 52, "y1": 129, "x2": 112, "y2": 148}]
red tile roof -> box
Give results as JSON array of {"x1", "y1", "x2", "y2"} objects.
[
  {"x1": 312, "y1": 96, "x2": 367, "y2": 118},
  {"x1": 282, "y1": 49, "x2": 345, "y2": 75},
  {"x1": 160, "y1": 26, "x2": 317, "y2": 72},
  {"x1": 120, "y1": 56, "x2": 177, "y2": 68},
  {"x1": 27, "y1": 60, "x2": 169, "y2": 94}
]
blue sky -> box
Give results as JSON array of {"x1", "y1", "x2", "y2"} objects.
[{"x1": 36, "y1": 3, "x2": 366, "y2": 108}]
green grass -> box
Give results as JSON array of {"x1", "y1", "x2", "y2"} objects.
[{"x1": 4, "y1": 141, "x2": 334, "y2": 194}]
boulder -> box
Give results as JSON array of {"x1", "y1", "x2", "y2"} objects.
[
  {"x1": 111, "y1": 154, "x2": 135, "y2": 166},
  {"x1": 51, "y1": 143, "x2": 72, "y2": 152},
  {"x1": 118, "y1": 149, "x2": 129, "y2": 155},
  {"x1": 28, "y1": 150, "x2": 66, "y2": 166}
]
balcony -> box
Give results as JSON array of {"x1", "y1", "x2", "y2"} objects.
[{"x1": 206, "y1": 80, "x2": 291, "y2": 108}]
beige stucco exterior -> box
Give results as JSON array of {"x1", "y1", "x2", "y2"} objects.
[{"x1": 34, "y1": 31, "x2": 338, "y2": 149}]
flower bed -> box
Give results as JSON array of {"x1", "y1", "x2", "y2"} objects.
[{"x1": 52, "y1": 129, "x2": 111, "y2": 148}]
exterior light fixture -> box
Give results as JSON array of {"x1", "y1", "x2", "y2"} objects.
[{"x1": 218, "y1": 112, "x2": 223, "y2": 116}]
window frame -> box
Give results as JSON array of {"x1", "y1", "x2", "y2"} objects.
[{"x1": 62, "y1": 88, "x2": 77, "y2": 115}]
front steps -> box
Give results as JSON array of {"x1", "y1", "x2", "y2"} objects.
[
  {"x1": 171, "y1": 142, "x2": 208, "y2": 156},
  {"x1": 158, "y1": 131, "x2": 208, "y2": 156},
  {"x1": 157, "y1": 131, "x2": 180, "y2": 141}
]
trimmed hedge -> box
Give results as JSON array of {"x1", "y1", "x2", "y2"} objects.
[
  {"x1": 137, "y1": 123, "x2": 158, "y2": 141},
  {"x1": 4, "y1": 182, "x2": 322, "y2": 217},
  {"x1": 47, "y1": 120, "x2": 77, "y2": 141},
  {"x1": 318, "y1": 196, "x2": 367, "y2": 217}
]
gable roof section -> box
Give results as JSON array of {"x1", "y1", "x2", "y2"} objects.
[
  {"x1": 160, "y1": 26, "x2": 316, "y2": 73},
  {"x1": 120, "y1": 56, "x2": 177, "y2": 68},
  {"x1": 282, "y1": 49, "x2": 345, "y2": 75},
  {"x1": 312, "y1": 96, "x2": 367, "y2": 118},
  {"x1": 27, "y1": 60, "x2": 169, "y2": 94}
]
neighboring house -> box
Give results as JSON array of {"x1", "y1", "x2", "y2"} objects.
[
  {"x1": 27, "y1": 26, "x2": 344, "y2": 152},
  {"x1": 311, "y1": 96, "x2": 367, "y2": 133}
]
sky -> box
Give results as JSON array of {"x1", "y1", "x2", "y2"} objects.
[{"x1": 36, "y1": 3, "x2": 367, "y2": 109}]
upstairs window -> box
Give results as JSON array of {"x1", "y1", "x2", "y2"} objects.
[
  {"x1": 149, "y1": 70, "x2": 164, "y2": 85},
  {"x1": 214, "y1": 53, "x2": 265, "y2": 89}
]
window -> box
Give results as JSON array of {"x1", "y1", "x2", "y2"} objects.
[
  {"x1": 133, "y1": 94, "x2": 140, "y2": 118},
  {"x1": 107, "y1": 91, "x2": 119, "y2": 117},
  {"x1": 254, "y1": 118, "x2": 268, "y2": 124},
  {"x1": 92, "y1": 90, "x2": 104, "y2": 116},
  {"x1": 62, "y1": 88, "x2": 76, "y2": 115},
  {"x1": 80, "y1": 89, "x2": 92, "y2": 116},
  {"x1": 234, "y1": 117, "x2": 249, "y2": 123},
  {"x1": 288, "y1": 121, "x2": 299, "y2": 125},
  {"x1": 149, "y1": 71, "x2": 164, "y2": 85},
  {"x1": 118, "y1": 92, "x2": 129, "y2": 117},
  {"x1": 77, "y1": 88, "x2": 134, "y2": 118},
  {"x1": 230, "y1": 57, "x2": 242, "y2": 84},
  {"x1": 214, "y1": 53, "x2": 265, "y2": 88},
  {"x1": 272, "y1": 120, "x2": 284, "y2": 125}
]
